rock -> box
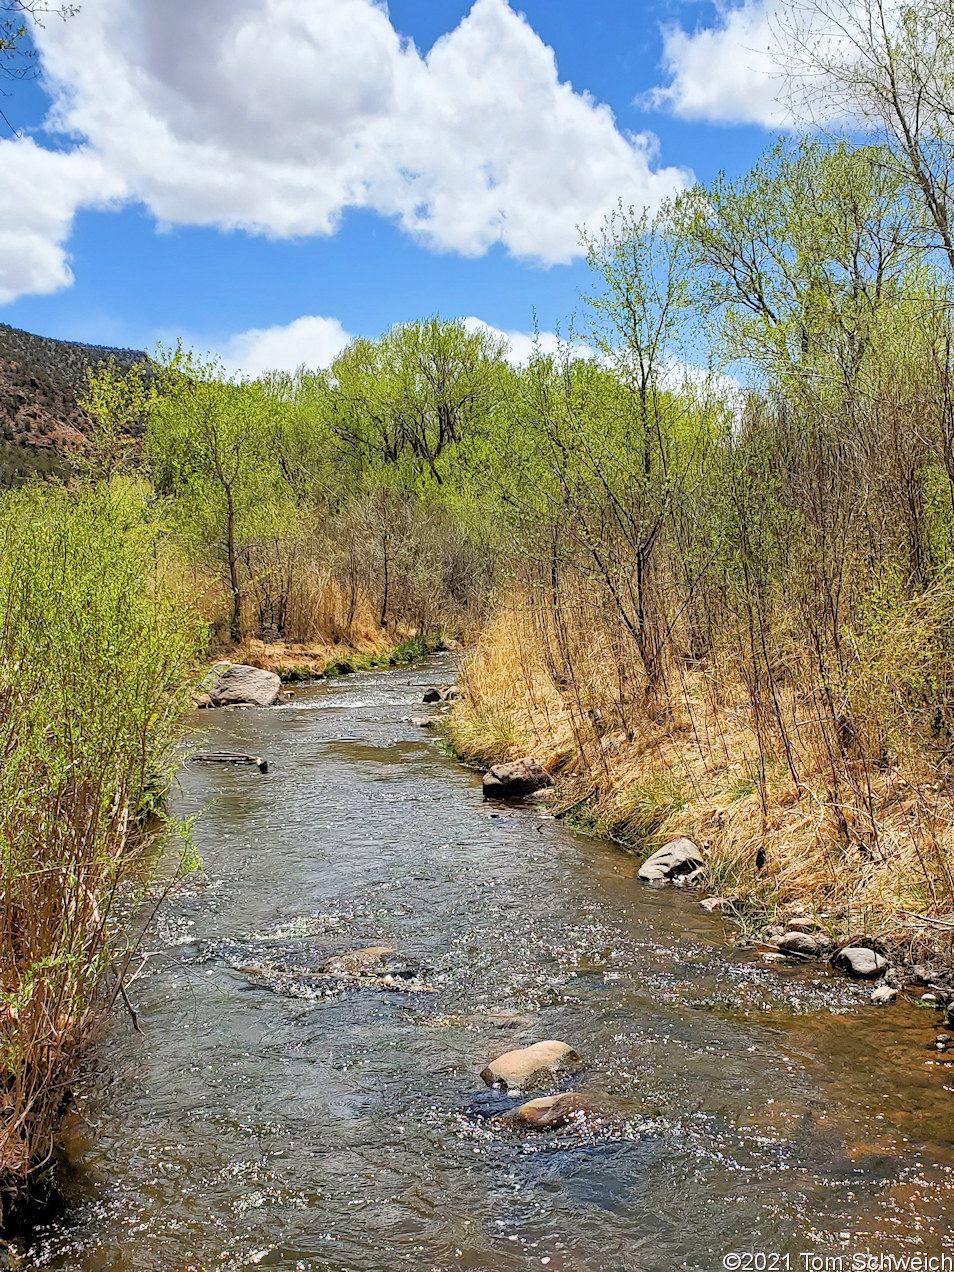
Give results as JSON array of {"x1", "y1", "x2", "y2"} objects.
[
  {"x1": 947, "y1": 1004, "x2": 954, "y2": 1029},
  {"x1": 422, "y1": 688, "x2": 442, "y2": 703},
  {"x1": 870, "y1": 985, "x2": 897, "y2": 1005},
  {"x1": 442, "y1": 685, "x2": 465, "y2": 702},
  {"x1": 411, "y1": 716, "x2": 435, "y2": 728},
  {"x1": 482, "y1": 758, "x2": 553, "y2": 800},
  {"x1": 910, "y1": 965, "x2": 938, "y2": 986},
  {"x1": 280, "y1": 690, "x2": 295, "y2": 702},
  {"x1": 194, "y1": 692, "x2": 214, "y2": 708},
  {"x1": 832, "y1": 946, "x2": 889, "y2": 979},
  {"x1": 775, "y1": 931, "x2": 830, "y2": 958},
  {"x1": 191, "y1": 751, "x2": 268, "y2": 773},
  {"x1": 761, "y1": 952, "x2": 787, "y2": 963},
  {"x1": 763, "y1": 924, "x2": 786, "y2": 940},
  {"x1": 480, "y1": 1040, "x2": 580, "y2": 1090},
  {"x1": 920, "y1": 992, "x2": 939, "y2": 1006},
  {"x1": 501, "y1": 1092, "x2": 613, "y2": 1130},
  {"x1": 208, "y1": 663, "x2": 282, "y2": 708},
  {"x1": 700, "y1": 896, "x2": 728, "y2": 912},
  {"x1": 637, "y1": 837, "x2": 704, "y2": 884},
  {"x1": 319, "y1": 945, "x2": 397, "y2": 976},
  {"x1": 785, "y1": 917, "x2": 820, "y2": 933}
]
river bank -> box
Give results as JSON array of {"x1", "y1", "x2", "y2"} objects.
[
  {"x1": 11, "y1": 654, "x2": 954, "y2": 1271},
  {"x1": 438, "y1": 616, "x2": 954, "y2": 1013}
]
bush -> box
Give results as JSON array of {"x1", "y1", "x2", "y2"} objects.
[{"x1": 0, "y1": 481, "x2": 202, "y2": 1221}]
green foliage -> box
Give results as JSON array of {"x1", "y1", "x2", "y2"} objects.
[{"x1": 0, "y1": 480, "x2": 203, "y2": 1198}]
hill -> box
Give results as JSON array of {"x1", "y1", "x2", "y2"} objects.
[{"x1": 0, "y1": 323, "x2": 148, "y2": 487}]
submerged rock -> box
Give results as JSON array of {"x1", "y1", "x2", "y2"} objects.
[
  {"x1": 482, "y1": 758, "x2": 553, "y2": 800},
  {"x1": 480, "y1": 1040, "x2": 580, "y2": 1090},
  {"x1": 500, "y1": 1092, "x2": 616, "y2": 1130},
  {"x1": 319, "y1": 945, "x2": 424, "y2": 978},
  {"x1": 832, "y1": 945, "x2": 888, "y2": 979},
  {"x1": 411, "y1": 716, "x2": 435, "y2": 728},
  {"x1": 208, "y1": 663, "x2": 282, "y2": 708},
  {"x1": 637, "y1": 837, "x2": 704, "y2": 884}
]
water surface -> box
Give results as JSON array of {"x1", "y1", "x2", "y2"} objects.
[{"x1": 23, "y1": 656, "x2": 954, "y2": 1271}]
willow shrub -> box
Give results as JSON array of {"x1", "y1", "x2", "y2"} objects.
[{"x1": 0, "y1": 481, "x2": 202, "y2": 1222}]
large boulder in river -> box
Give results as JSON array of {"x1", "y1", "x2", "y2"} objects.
[
  {"x1": 832, "y1": 945, "x2": 888, "y2": 979},
  {"x1": 480, "y1": 1040, "x2": 580, "y2": 1090},
  {"x1": 208, "y1": 663, "x2": 282, "y2": 708},
  {"x1": 637, "y1": 837, "x2": 704, "y2": 884},
  {"x1": 482, "y1": 758, "x2": 553, "y2": 800}
]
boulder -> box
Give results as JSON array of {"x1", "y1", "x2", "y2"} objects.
[
  {"x1": 480, "y1": 1040, "x2": 580, "y2": 1090},
  {"x1": 775, "y1": 931, "x2": 830, "y2": 958},
  {"x1": 482, "y1": 758, "x2": 553, "y2": 800},
  {"x1": 637, "y1": 837, "x2": 704, "y2": 884},
  {"x1": 501, "y1": 1092, "x2": 612, "y2": 1130},
  {"x1": 832, "y1": 945, "x2": 888, "y2": 980},
  {"x1": 870, "y1": 985, "x2": 897, "y2": 1005},
  {"x1": 208, "y1": 663, "x2": 282, "y2": 708}
]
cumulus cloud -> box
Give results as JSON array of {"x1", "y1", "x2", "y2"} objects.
[
  {"x1": 652, "y1": 0, "x2": 793, "y2": 127},
  {"x1": 0, "y1": 0, "x2": 692, "y2": 304},
  {"x1": 218, "y1": 314, "x2": 352, "y2": 378},
  {"x1": 462, "y1": 316, "x2": 591, "y2": 365},
  {"x1": 0, "y1": 140, "x2": 124, "y2": 303}
]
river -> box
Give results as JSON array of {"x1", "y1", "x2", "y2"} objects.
[{"x1": 21, "y1": 656, "x2": 954, "y2": 1271}]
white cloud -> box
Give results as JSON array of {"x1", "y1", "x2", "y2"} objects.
[
  {"x1": 463, "y1": 316, "x2": 592, "y2": 365},
  {"x1": 0, "y1": 139, "x2": 124, "y2": 303},
  {"x1": 0, "y1": 0, "x2": 693, "y2": 304},
  {"x1": 218, "y1": 315, "x2": 352, "y2": 378},
  {"x1": 651, "y1": 0, "x2": 793, "y2": 127}
]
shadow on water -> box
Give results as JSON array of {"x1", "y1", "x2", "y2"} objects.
[{"x1": 15, "y1": 656, "x2": 954, "y2": 1271}]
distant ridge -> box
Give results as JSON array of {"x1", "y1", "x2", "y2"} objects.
[{"x1": 0, "y1": 323, "x2": 149, "y2": 487}]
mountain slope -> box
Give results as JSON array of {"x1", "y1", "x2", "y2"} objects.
[{"x1": 0, "y1": 324, "x2": 148, "y2": 487}]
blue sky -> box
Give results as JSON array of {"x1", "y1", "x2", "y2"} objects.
[{"x1": 0, "y1": 0, "x2": 784, "y2": 373}]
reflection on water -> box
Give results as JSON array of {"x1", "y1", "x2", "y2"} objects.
[{"x1": 20, "y1": 657, "x2": 954, "y2": 1271}]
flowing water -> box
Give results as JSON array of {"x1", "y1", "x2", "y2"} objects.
[{"x1": 20, "y1": 656, "x2": 954, "y2": 1272}]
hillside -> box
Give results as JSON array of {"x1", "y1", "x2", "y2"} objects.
[{"x1": 0, "y1": 324, "x2": 148, "y2": 487}]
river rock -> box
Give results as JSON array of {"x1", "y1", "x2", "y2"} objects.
[
  {"x1": 775, "y1": 931, "x2": 830, "y2": 958},
  {"x1": 832, "y1": 945, "x2": 888, "y2": 979},
  {"x1": 482, "y1": 758, "x2": 553, "y2": 800},
  {"x1": 637, "y1": 837, "x2": 704, "y2": 884},
  {"x1": 422, "y1": 688, "x2": 442, "y2": 703},
  {"x1": 319, "y1": 945, "x2": 402, "y2": 976},
  {"x1": 208, "y1": 663, "x2": 282, "y2": 708},
  {"x1": 500, "y1": 1092, "x2": 613, "y2": 1129},
  {"x1": 870, "y1": 985, "x2": 897, "y2": 1005},
  {"x1": 785, "y1": 917, "x2": 820, "y2": 933},
  {"x1": 480, "y1": 1040, "x2": 580, "y2": 1090},
  {"x1": 700, "y1": 896, "x2": 728, "y2": 912},
  {"x1": 412, "y1": 716, "x2": 435, "y2": 728},
  {"x1": 194, "y1": 692, "x2": 214, "y2": 708}
]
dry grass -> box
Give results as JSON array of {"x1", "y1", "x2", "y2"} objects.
[{"x1": 447, "y1": 596, "x2": 954, "y2": 966}]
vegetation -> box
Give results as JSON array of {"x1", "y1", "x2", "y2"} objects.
[
  {"x1": 8, "y1": 0, "x2": 954, "y2": 1222},
  {"x1": 0, "y1": 482, "x2": 201, "y2": 1222}
]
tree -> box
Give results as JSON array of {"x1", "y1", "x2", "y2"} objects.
[
  {"x1": 326, "y1": 318, "x2": 506, "y2": 485},
  {"x1": 1, "y1": 2, "x2": 76, "y2": 80},
  {"x1": 783, "y1": 0, "x2": 954, "y2": 274},
  {"x1": 147, "y1": 348, "x2": 286, "y2": 645}
]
